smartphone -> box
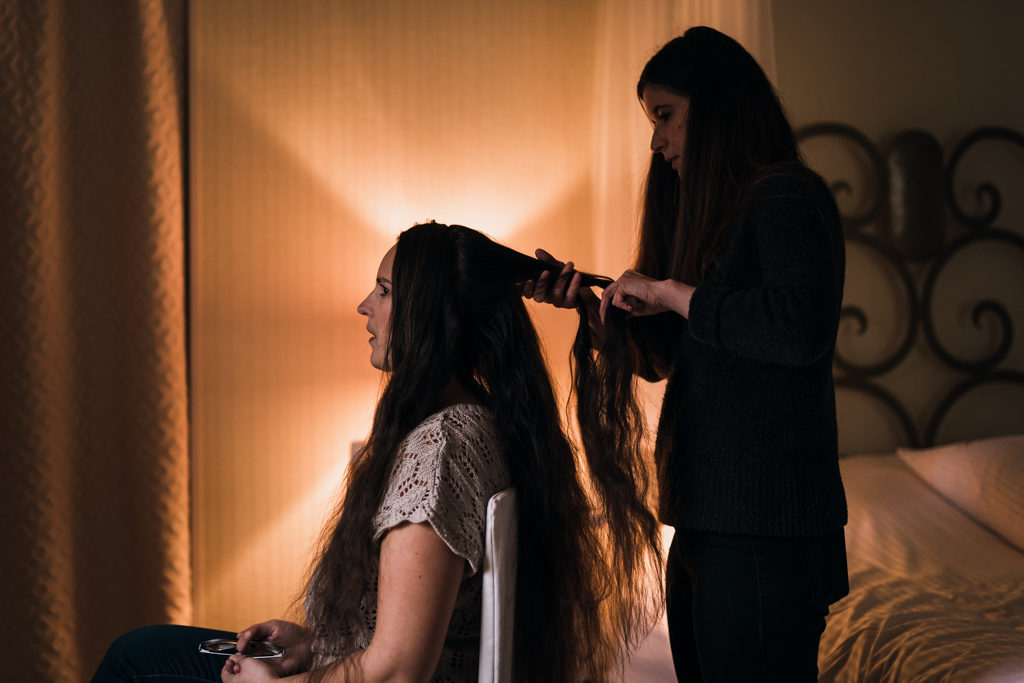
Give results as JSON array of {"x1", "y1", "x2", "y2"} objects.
[{"x1": 198, "y1": 638, "x2": 284, "y2": 658}]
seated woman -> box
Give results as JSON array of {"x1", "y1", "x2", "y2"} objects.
[{"x1": 92, "y1": 222, "x2": 661, "y2": 682}]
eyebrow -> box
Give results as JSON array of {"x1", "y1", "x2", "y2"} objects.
[{"x1": 376, "y1": 277, "x2": 392, "y2": 286}]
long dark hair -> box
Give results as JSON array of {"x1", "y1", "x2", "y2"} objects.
[
  {"x1": 636, "y1": 25, "x2": 802, "y2": 283},
  {"x1": 305, "y1": 223, "x2": 659, "y2": 680}
]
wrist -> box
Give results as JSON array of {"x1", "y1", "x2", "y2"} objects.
[{"x1": 659, "y1": 279, "x2": 694, "y2": 318}]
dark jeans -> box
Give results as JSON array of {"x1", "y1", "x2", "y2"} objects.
[
  {"x1": 91, "y1": 624, "x2": 235, "y2": 682},
  {"x1": 665, "y1": 527, "x2": 848, "y2": 683}
]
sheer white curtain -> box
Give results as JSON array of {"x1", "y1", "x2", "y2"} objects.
[{"x1": 590, "y1": 0, "x2": 776, "y2": 274}]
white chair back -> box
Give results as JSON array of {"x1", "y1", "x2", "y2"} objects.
[{"x1": 478, "y1": 487, "x2": 517, "y2": 682}]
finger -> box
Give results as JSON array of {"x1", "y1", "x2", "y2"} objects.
[
  {"x1": 223, "y1": 656, "x2": 240, "y2": 679},
  {"x1": 614, "y1": 295, "x2": 634, "y2": 313},
  {"x1": 564, "y1": 272, "x2": 582, "y2": 307},
  {"x1": 551, "y1": 261, "x2": 574, "y2": 301},
  {"x1": 535, "y1": 248, "x2": 563, "y2": 267},
  {"x1": 612, "y1": 287, "x2": 632, "y2": 312},
  {"x1": 599, "y1": 283, "x2": 613, "y2": 324},
  {"x1": 237, "y1": 626, "x2": 263, "y2": 652},
  {"x1": 532, "y1": 270, "x2": 551, "y2": 303},
  {"x1": 522, "y1": 279, "x2": 535, "y2": 299}
]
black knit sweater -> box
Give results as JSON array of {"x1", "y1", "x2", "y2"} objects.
[{"x1": 638, "y1": 165, "x2": 848, "y2": 536}]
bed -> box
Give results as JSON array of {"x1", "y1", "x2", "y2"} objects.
[
  {"x1": 821, "y1": 440, "x2": 1024, "y2": 682},
  {"x1": 621, "y1": 123, "x2": 1024, "y2": 682}
]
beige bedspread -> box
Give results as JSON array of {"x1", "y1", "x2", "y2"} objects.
[{"x1": 819, "y1": 455, "x2": 1024, "y2": 682}]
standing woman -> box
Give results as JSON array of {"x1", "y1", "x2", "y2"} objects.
[{"x1": 529, "y1": 26, "x2": 849, "y2": 681}]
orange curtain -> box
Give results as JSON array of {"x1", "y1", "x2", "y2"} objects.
[{"x1": 0, "y1": 1, "x2": 190, "y2": 680}]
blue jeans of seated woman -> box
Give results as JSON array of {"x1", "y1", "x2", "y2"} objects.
[
  {"x1": 91, "y1": 624, "x2": 236, "y2": 682},
  {"x1": 665, "y1": 527, "x2": 848, "y2": 683}
]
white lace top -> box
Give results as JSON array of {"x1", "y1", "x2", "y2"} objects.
[{"x1": 306, "y1": 403, "x2": 510, "y2": 681}]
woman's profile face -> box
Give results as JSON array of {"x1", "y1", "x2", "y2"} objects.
[
  {"x1": 356, "y1": 244, "x2": 395, "y2": 370},
  {"x1": 641, "y1": 85, "x2": 689, "y2": 178}
]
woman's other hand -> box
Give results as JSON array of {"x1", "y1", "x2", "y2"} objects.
[
  {"x1": 600, "y1": 270, "x2": 694, "y2": 324},
  {"x1": 522, "y1": 249, "x2": 584, "y2": 308},
  {"x1": 235, "y1": 619, "x2": 311, "y2": 676},
  {"x1": 221, "y1": 653, "x2": 276, "y2": 683}
]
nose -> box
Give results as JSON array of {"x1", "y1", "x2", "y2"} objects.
[
  {"x1": 650, "y1": 127, "x2": 666, "y2": 154},
  {"x1": 357, "y1": 293, "x2": 371, "y2": 317}
]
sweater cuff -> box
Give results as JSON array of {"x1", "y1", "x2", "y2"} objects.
[{"x1": 688, "y1": 281, "x2": 730, "y2": 346}]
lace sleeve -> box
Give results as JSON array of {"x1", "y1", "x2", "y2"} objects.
[{"x1": 372, "y1": 405, "x2": 508, "y2": 576}]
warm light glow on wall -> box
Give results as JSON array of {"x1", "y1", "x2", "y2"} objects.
[
  {"x1": 249, "y1": 72, "x2": 589, "y2": 242},
  {"x1": 197, "y1": 1, "x2": 601, "y2": 244},
  {"x1": 191, "y1": 0, "x2": 608, "y2": 629}
]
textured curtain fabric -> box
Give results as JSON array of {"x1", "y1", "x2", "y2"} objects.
[{"x1": 0, "y1": 1, "x2": 190, "y2": 681}]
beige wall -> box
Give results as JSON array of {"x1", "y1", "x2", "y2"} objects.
[
  {"x1": 773, "y1": 0, "x2": 1024, "y2": 453},
  {"x1": 774, "y1": 0, "x2": 1024, "y2": 136}
]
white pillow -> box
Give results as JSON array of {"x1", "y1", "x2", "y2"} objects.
[{"x1": 897, "y1": 434, "x2": 1024, "y2": 553}]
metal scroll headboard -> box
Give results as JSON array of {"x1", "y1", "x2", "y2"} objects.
[{"x1": 796, "y1": 123, "x2": 1024, "y2": 448}]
